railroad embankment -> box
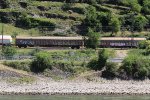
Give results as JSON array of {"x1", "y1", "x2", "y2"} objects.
[
  {"x1": 0, "y1": 49, "x2": 150, "y2": 95},
  {"x1": 1, "y1": 75, "x2": 150, "y2": 95}
]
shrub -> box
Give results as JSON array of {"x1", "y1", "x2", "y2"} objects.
[
  {"x1": 102, "y1": 62, "x2": 118, "y2": 79},
  {"x1": 120, "y1": 54, "x2": 150, "y2": 79},
  {"x1": 87, "y1": 58, "x2": 98, "y2": 70},
  {"x1": 2, "y1": 46, "x2": 17, "y2": 57},
  {"x1": 31, "y1": 51, "x2": 52, "y2": 72},
  {"x1": 138, "y1": 40, "x2": 150, "y2": 49},
  {"x1": 97, "y1": 49, "x2": 109, "y2": 70}
]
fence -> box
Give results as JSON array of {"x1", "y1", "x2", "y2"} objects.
[{"x1": 0, "y1": 55, "x2": 35, "y2": 60}]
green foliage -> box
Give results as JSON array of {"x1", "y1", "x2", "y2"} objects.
[
  {"x1": 120, "y1": 54, "x2": 150, "y2": 79},
  {"x1": 62, "y1": 3, "x2": 73, "y2": 11},
  {"x1": 16, "y1": 15, "x2": 56, "y2": 31},
  {"x1": 87, "y1": 58, "x2": 98, "y2": 70},
  {"x1": 142, "y1": 0, "x2": 150, "y2": 14},
  {"x1": 138, "y1": 40, "x2": 150, "y2": 49},
  {"x1": 130, "y1": 1, "x2": 142, "y2": 13},
  {"x1": 97, "y1": 49, "x2": 109, "y2": 70},
  {"x1": 102, "y1": 62, "x2": 118, "y2": 79},
  {"x1": 29, "y1": 47, "x2": 42, "y2": 56},
  {"x1": 11, "y1": 32, "x2": 18, "y2": 38},
  {"x1": 85, "y1": 28, "x2": 100, "y2": 49},
  {"x1": 87, "y1": 49, "x2": 114, "y2": 71},
  {"x1": 31, "y1": 51, "x2": 52, "y2": 72},
  {"x1": 145, "y1": 45, "x2": 150, "y2": 55},
  {"x1": 132, "y1": 15, "x2": 148, "y2": 32},
  {"x1": 3, "y1": 60, "x2": 31, "y2": 72},
  {"x1": 2, "y1": 46, "x2": 17, "y2": 57},
  {"x1": 83, "y1": 5, "x2": 102, "y2": 33},
  {"x1": 109, "y1": 15, "x2": 121, "y2": 34}
]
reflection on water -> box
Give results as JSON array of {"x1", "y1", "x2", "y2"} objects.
[{"x1": 0, "y1": 95, "x2": 150, "y2": 100}]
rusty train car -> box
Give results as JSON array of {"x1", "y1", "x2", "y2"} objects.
[{"x1": 15, "y1": 36, "x2": 146, "y2": 48}]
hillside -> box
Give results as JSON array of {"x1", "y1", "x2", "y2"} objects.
[{"x1": 0, "y1": 0, "x2": 150, "y2": 37}]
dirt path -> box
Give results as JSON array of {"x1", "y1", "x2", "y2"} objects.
[{"x1": 115, "y1": 49, "x2": 128, "y2": 58}]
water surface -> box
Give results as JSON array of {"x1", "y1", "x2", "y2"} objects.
[{"x1": 0, "y1": 95, "x2": 150, "y2": 100}]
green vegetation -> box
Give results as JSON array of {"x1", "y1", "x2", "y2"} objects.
[
  {"x1": 88, "y1": 49, "x2": 115, "y2": 70},
  {"x1": 2, "y1": 46, "x2": 17, "y2": 57},
  {"x1": 85, "y1": 28, "x2": 100, "y2": 49},
  {"x1": 3, "y1": 60, "x2": 31, "y2": 72},
  {"x1": 120, "y1": 50, "x2": 150, "y2": 79},
  {"x1": 0, "y1": 0, "x2": 150, "y2": 36},
  {"x1": 3, "y1": 49, "x2": 97, "y2": 79},
  {"x1": 31, "y1": 51, "x2": 52, "y2": 72}
]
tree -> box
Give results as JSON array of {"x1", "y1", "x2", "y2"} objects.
[
  {"x1": 131, "y1": 3, "x2": 142, "y2": 13},
  {"x1": 142, "y1": 0, "x2": 150, "y2": 14},
  {"x1": 85, "y1": 28, "x2": 100, "y2": 49},
  {"x1": 83, "y1": 5, "x2": 101, "y2": 33},
  {"x1": 109, "y1": 15, "x2": 121, "y2": 35},
  {"x1": 133, "y1": 15, "x2": 148, "y2": 32},
  {"x1": 31, "y1": 51, "x2": 52, "y2": 72}
]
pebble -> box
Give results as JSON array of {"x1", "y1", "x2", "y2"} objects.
[{"x1": 0, "y1": 79, "x2": 150, "y2": 95}]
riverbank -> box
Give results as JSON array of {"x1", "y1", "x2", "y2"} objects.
[{"x1": 1, "y1": 78, "x2": 150, "y2": 95}]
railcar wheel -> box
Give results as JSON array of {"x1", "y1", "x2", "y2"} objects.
[
  {"x1": 18, "y1": 46, "x2": 22, "y2": 48},
  {"x1": 23, "y1": 45, "x2": 27, "y2": 48},
  {"x1": 71, "y1": 46, "x2": 75, "y2": 49},
  {"x1": 76, "y1": 46, "x2": 80, "y2": 49}
]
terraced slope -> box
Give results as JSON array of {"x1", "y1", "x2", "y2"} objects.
[{"x1": 0, "y1": 0, "x2": 150, "y2": 37}]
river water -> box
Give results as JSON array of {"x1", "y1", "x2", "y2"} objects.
[{"x1": 0, "y1": 95, "x2": 150, "y2": 100}]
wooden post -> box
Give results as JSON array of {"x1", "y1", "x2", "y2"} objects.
[{"x1": 1, "y1": 23, "x2": 4, "y2": 51}]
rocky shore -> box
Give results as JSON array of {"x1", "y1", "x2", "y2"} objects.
[{"x1": 1, "y1": 79, "x2": 150, "y2": 95}]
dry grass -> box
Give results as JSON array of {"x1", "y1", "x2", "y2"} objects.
[{"x1": 0, "y1": 62, "x2": 29, "y2": 76}]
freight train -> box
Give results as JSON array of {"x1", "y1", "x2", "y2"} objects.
[
  {"x1": 0, "y1": 35, "x2": 12, "y2": 45},
  {"x1": 15, "y1": 36, "x2": 146, "y2": 48},
  {"x1": 0, "y1": 35, "x2": 146, "y2": 48}
]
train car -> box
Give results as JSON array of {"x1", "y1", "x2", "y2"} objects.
[
  {"x1": 15, "y1": 36, "x2": 146, "y2": 48},
  {"x1": 0, "y1": 35, "x2": 12, "y2": 45},
  {"x1": 16, "y1": 36, "x2": 84, "y2": 48},
  {"x1": 100, "y1": 37, "x2": 146, "y2": 48}
]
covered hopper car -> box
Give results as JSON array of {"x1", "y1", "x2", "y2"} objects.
[{"x1": 15, "y1": 36, "x2": 146, "y2": 48}]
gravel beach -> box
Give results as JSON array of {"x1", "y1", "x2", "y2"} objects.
[{"x1": 1, "y1": 79, "x2": 150, "y2": 95}]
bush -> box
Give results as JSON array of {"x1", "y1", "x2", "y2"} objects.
[
  {"x1": 102, "y1": 62, "x2": 118, "y2": 79},
  {"x1": 2, "y1": 46, "x2": 17, "y2": 57},
  {"x1": 97, "y1": 49, "x2": 109, "y2": 70},
  {"x1": 120, "y1": 54, "x2": 150, "y2": 79},
  {"x1": 31, "y1": 51, "x2": 52, "y2": 73},
  {"x1": 87, "y1": 58, "x2": 98, "y2": 70},
  {"x1": 138, "y1": 40, "x2": 150, "y2": 49}
]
